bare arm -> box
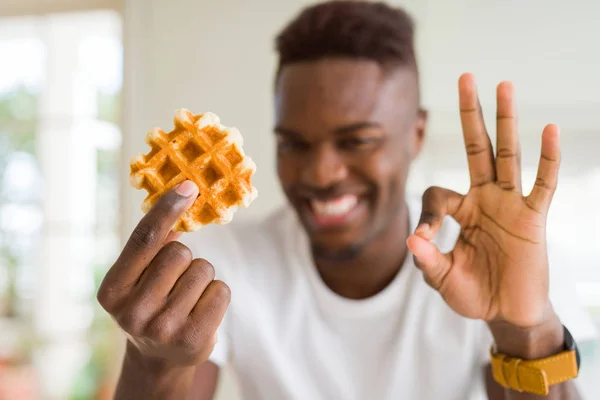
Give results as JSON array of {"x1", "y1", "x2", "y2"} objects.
[
  {"x1": 114, "y1": 342, "x2": 196, "y2": 400},
  {"x1": 189, "y1": 361, "x2": 221, "y2": 400},
  {"x1": 115, "y1": 344, "x2": 219, "y2": 400}
]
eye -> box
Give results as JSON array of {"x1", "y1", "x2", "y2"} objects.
[
  {"x1": 276, "y1": 136, "x2": 310, "y2": 153},
  {"x1": 337, "y1": 136, "x2": 379, "y2": 150}
]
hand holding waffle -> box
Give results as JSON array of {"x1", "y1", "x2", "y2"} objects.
[
  {"x1": 97, "y1": 181, "x2": 230, "y2": 368},
  {"x1": 97, "y1": 110, "x2": 256, "y2": 370}
]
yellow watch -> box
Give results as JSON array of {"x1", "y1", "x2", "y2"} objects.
[{"x1": 490, "y1": 325, "x2": 580, "y2": 396}]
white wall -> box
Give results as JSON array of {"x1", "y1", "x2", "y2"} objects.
[
  {"x1": 413, "y1": 0, "x2": 600, "y2": 187},
  {"x1": 121, "y1": 1, "x2": 600, "y2": 398}
]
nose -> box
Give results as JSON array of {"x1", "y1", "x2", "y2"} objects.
[{"x1": 300, "y1": 144, "x2": 348, "y2": 188}]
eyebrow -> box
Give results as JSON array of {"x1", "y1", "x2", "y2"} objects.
[
  {"x1": 273, "y1": 126, "x2": 301, "y2": 138},
  {"x1": 333, "y1": 122, "x2": 381, "y2": 135},
  {"x1": 274, "y1": 121, "x2": 381, "y2": 137}
]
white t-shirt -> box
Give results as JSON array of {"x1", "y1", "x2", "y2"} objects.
[{"x1": 182, "y1": 196, "x2": 598, "y2": 400}]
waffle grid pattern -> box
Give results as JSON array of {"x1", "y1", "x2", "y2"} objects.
[{"x1": 130, "y1": 109, "x2": 257, "y2": 231}]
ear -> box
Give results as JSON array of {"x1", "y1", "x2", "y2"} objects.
[{"x1": 411, "y1": 107, "x2": 428, "y2": 160}]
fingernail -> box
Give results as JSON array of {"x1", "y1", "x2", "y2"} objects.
[{"x1": 175, "y1": 180, "x2": 198, "y2": 197}]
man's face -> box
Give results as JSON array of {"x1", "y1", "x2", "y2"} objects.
[{"x1": 275, "y1": 59, "x2": 426, "y2": 260}]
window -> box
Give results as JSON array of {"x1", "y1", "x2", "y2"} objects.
[{"x1": 0, "y1": 10, "x2": 122, "y2": 399}]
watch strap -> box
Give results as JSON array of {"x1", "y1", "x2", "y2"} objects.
[{"x1": 490, "y1": 348, "x2": 579, "y2": 396}]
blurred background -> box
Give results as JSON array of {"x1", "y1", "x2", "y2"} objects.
[{"x1": 0, "y1": 0, "x2": 598, "y2": 399}]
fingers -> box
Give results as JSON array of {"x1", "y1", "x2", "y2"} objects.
[
  {"x1": 190, "y1": 280, "x2": 231, "y2": 325},
  {"x1": 101, "y1": 254, "x2": 229, "y2": 366},
  {"x1": 98, "y1": 241, "x2": 193, "y2": 332},
  {"x1": 181, "y1": 280, "x2": 231, "y2": 360},
  {"x1": 113, "y1": 278, "x2": 231, "y2": 366},
  {"x1": 165, "y1": 259, "x2": 216, "y2": 317},
  {"x1": 458, "y1": 73, "x2": 496, "y2": 187},
  {"x1": 406, "y1": 235, "x2": 453, "y2": 291},
  {"x1": 135, "y1": 241, "x2": 193, "y2": 304},
  {"x1": 104, "y1": 180, "x2": 199, "y2": 290},
  {"x1": 527, "y1": 124, "x2": 561, "y2": 213},
  {"x1": 416, "y1": 186, "x2": 463, "y2": 240},
  {"x1": 410, "y1": 186, "x2": 462, "y2": 291},
  {"x1": 495, "y1": 81, "x2": 522, "y2": 192}
]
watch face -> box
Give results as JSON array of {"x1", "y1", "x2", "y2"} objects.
[{"x1": 563, "y1": 325, "x2": 581, "y2": 370}]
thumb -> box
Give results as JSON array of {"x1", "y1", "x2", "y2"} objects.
[
  {"x1": 407, "y1": 233, "x2": 453, "y2": 291},
  {"x1": 416, "y1": 186, "x2": 463, "y2": 240}
]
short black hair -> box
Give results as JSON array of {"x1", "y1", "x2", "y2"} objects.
[{"x1": 275, "y1": 1, "x2": 417, "y2": 74}]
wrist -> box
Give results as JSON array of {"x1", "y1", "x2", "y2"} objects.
[
  {"x1": 117, "y1": 341, "x2": 196, "y2": 400},
  {"x1": 488, "y1": 308, "x2": 564, "y2": 360},
  {"x1": 123, "y1": 340, "x2": 195, "y2": 380}
]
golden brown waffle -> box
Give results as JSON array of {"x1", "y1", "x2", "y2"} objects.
[{"x1": 130, "y1": 109, "x2": 257, "y2": 232}]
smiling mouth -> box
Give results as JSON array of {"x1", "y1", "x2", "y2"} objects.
[{"x1": 303, "y1": 194, "x2": 362, "y2": 228}]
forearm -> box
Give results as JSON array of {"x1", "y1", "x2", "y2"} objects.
[
  {"x1": 115, "y1": 341, "x2": 196, "y2": 400},
  {"x1": 487, "y1": 312, "x2": 580, "y2": 400}
]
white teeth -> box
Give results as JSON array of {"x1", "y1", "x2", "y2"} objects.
[{"x1": 311, "y1": 195, "x2": 358, "y2": 217}]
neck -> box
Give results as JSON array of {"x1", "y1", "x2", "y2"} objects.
[{"x1": 314, "y1": 202, "x2": 410, "y2": 300}]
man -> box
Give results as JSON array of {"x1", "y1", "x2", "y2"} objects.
[{"x1": 98, "y1": 2, "x2": 597, "y2": 399}]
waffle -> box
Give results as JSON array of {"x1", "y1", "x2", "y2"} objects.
[{"x1": 130, "y1": 109, "x2": 257, "y2": 232}]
